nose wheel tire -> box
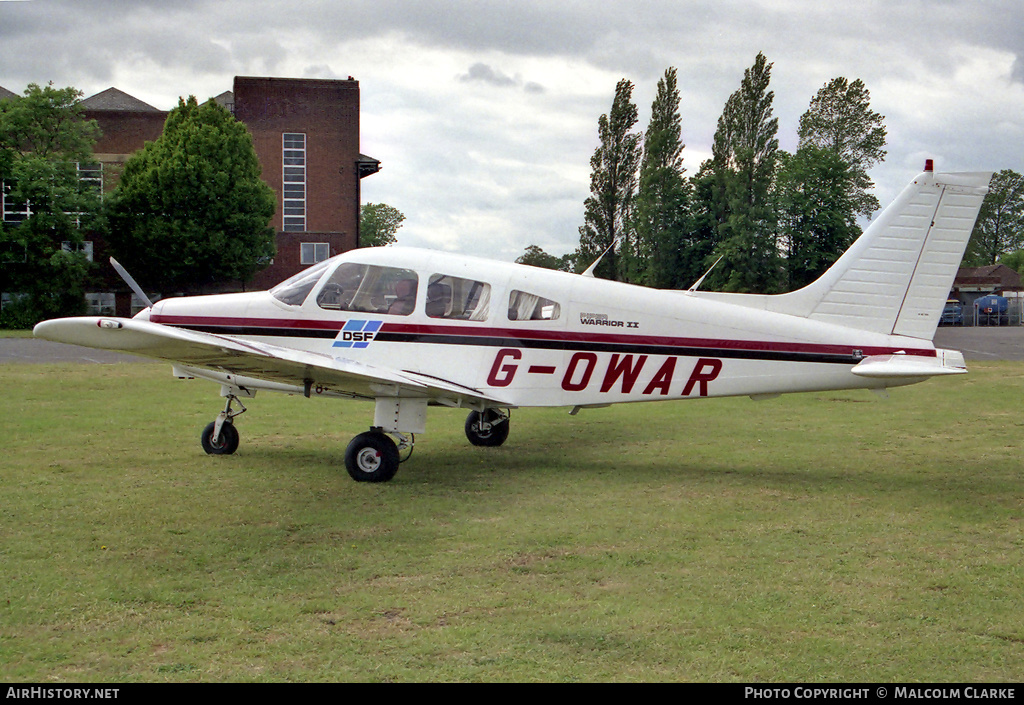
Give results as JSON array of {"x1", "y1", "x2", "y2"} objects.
[
  {"x1": 201, "y1": 421, "x2": 240, "y2": 455},
  {"x1": 345, "y1": 431, "x2": 401, "y2": 482}
]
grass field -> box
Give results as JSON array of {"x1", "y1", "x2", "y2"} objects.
[{"x1": 2, "y1": 361, "x2": 1023, "y2": 682}]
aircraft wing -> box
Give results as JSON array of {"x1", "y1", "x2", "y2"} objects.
[{"x1": 33, "y1": 316, "x2": 510, "y2": 407}]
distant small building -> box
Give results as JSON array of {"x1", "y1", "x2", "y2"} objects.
[
  {"x1": 947, "y1": 264, "x2": 1024, "y2": 325},
  {"x1": 952, "y1": 264, "x2": 1023, "y2": 307}
]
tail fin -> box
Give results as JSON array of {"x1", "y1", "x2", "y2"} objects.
[{"x1": 774, "y1": 167, "x2": 991, "y2": 339}]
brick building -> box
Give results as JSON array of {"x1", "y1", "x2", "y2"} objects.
[
  {"x1": 230, "y1": 76, "x2": 379, "y2": 289},
  {"x1": 3, "y1": 76, "x2": 378, "y2": 308}
]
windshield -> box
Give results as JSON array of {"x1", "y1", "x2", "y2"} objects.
[
  {"x1": 316, "y1": 262, "x2": 418, "y2": 315},
  {"x1": 269, "y1": 259, "x2": 333, "y2": 306}
]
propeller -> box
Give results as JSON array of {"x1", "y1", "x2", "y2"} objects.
[{"x1": 109, "y1": 257, "x2": 154, "y2": 309}]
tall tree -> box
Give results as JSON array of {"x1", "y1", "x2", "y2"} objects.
[
  {"x1": 516, "y1": 244, "x2": 571, "y2": 271},
  {"x1": 798, "y1": 77, "x2": 886, "y2": 218},
  {"x1": 0, "y1": 83, "x2": 101, "y2": 327},
  {"x1": 576, "y1": 79, "x2": 641, "y2": 280},
  {"x1": 359, "y1": 202, "x2": 405, "y2": 247},
  {"x1": 634, "y1": 67, "x2": 692, "y2": 288},
  {"x1": 964, "y1": 169, "x2": 1024, "y2": 265},
  {"x1": 776, "y1": 145, "x2": 859, "y2": 290},
  {"x1": 106, "y1": 96, "x2": 276, "y2": 293},
  {"x1": 705, "y1": 52, "x2": 781, "y2": 293}
]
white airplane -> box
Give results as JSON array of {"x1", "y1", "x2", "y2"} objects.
[{"x1": 35, "y1": 164, "x2": 991, "y2": 482}]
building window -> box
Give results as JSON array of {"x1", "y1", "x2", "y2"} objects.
[
  {"x1": 77, "y1": 162, "x2": 103, "y2": 197},
  {"x1": 301, "y1": 242, "x2": 329, "y2": 265},
  {"x1": 62, "y1": 241, "x2": 94, "y2": 262},
  {"x1": 3, "y1": 163, "x2": 102, "y2": 227},
  {"x1": 1, "y1": 181, "x2": 30, "y2": 224},
  {"x1": 282, "y1": 133, "x2": 306, "y2": 232}
]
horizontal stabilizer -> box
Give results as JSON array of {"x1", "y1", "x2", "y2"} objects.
[{"x1": 851, "y1": 349, "x2": 966, "y2": 379}]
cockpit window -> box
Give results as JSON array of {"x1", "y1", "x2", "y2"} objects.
[
  {"x1": 316, "y1": 262, "x2": 418, "y2": 316},
  {"x1": 426, "y1": 274, "x2": 490, "y2": 320},
  {"x1": 508, "y1": 290, "x2": 561, "y2": 321},
  {"x1": 270, "y1": 259, "x2": 332, "y2": 306}
]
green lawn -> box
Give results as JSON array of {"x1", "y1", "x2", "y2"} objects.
[{"x1": 2, "y1": 361, "x2": 1022, "y2": 682}]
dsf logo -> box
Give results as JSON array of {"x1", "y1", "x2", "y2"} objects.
[{"x1": 333, "y1": 320, "x2": 383, "y2": 349}]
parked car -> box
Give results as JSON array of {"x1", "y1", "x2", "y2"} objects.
[
  {"x1": 940, "y1": 299, "x2": 963, "y2": 326},
  {"x1": 975, "y1": 295, "x2": 1009, "y2": 326}
]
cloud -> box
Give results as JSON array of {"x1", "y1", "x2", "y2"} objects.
[
  {"x1": 458, "y1": 62, "x2": 546, "y2": 94},
  {"x1": 459, "y1": 63, "x2": 516, "y2": 88}
]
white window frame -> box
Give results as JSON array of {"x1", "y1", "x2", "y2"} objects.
[
  {"x1": 1, "y1": 181, "x2": 31, "y2": 224},
  {"x1": 62, "y1": 240, "x2": 94, "y2": 262},
  {"x1": 300, "y1": 242, "x2": 329, "y2": 265},
  {"x1": 77, "y1": 162, "x2": 103, "y2": 196},
  {"x1": 282, "y1": 133, "x2": 306, "y2": 232}
]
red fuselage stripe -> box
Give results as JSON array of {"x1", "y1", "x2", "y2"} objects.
[{"x1": 149, "y1": 314, "x2": 937, "y2": 359}]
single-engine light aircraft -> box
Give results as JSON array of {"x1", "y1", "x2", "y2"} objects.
[{"x1": 35, "y1": 164, "x2": 991, "y2": 482}]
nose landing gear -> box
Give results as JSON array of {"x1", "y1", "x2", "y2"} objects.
[{"x1": 200, "y1": 393, "x2": 246, "y2": 455}]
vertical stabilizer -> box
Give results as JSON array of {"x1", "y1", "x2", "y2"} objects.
[{"x1": 775, "y1": 168, "x2": 991, "y2": 339}]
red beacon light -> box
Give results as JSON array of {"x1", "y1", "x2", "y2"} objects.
[{"x1": 925, "y1": 159, "x2": 934, "y2": 172}]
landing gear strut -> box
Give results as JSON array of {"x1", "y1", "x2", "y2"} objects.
[
  {"x1": 465, "y1": 408, "x2": 510, "y2": 447},
  {"x1": 201, "y1": 394, "x2": 246, "y2": 455}
]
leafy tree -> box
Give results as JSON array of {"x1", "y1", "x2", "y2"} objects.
[
  {"x1": 964, "y1": 169, "x2": 1024, "y2": 266},
  {"x1": 105, "y1": 96, "x2": 276, "y2": 293},
  {"x1": 634, "y1": 67, "x2": 692, "y2": 289},
  {"x1": 703, "y1": 52, "x2": 781, "y2": 293},
  {"x1": 998, "y1": 248, "x2": 1024, "y2": 274},
  {"x1": 776, "y1": 145, "x2": 859, "y2": 290},
  {"x1": 576, "y1": 79, "x2": 641, "y2": 280},
  {"x1": 0, "y1": 83, "x2": 101, "y2": 327},
  {"x1": 516, "y1": 244, "x2": 571, "y2": 271},
  {"x1": 683, "y1": 163, "x2": 724, "y2": 290},
  {"x1": 798, "y1": 77, "x2": 887, "y2": 218},
  {"x1": 359, "y1": 202, "x2": 406, "y2": 247}
]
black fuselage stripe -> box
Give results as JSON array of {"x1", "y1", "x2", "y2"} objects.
[
  {"x1": 171, "y1": 324, "x2": 861, "y2": 365},
  {"x1": 180, "y1": 325, "x2": 339, "y2": 339}
]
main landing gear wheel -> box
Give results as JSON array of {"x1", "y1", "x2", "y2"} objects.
[
  {"x1": 465, "y1": 409, "x2": 510, "y2": 447},
  {"x1": 345, "y1": 431, "x2": 401, "y2": 483},
  {"x1": 201, "y1": 393, "x2": 246, "y2": 456},
  {"x1": 201, "y1": 421, "x2": 240, "y2": 455}
]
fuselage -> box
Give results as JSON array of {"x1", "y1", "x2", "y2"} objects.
[{"x1": 144, "y1": 247, "x2": 936, "y2": 407}]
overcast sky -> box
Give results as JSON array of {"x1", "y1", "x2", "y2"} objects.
[{"x1": 1, "y1": 0, "x2": 1021, "y2": 262}]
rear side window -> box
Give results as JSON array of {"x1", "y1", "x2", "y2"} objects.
[
  {"x1": 316, "y1": 263, "x2": 418, "y2": 316},
  {"x1": 508, "y1": 290, "x2": 561, "y2": 321},
  {"x1": 426, "y1": 274, "x2": 491, "y2": 321}
]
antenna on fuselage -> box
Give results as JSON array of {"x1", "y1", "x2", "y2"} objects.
[
  {"x1": 110, "y1": 257, "x2": 155, "y2": 309},
  {"x1": 581, "y1": 238, "x2": 619, "y2": 278},
  {"x1": 686, "y1": 255, "x2": 724, "y2": 294}
]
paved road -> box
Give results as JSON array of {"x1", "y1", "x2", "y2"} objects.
[
  {"x1": 2, "y1": 325, "x2": 1022, "y2": 364},
  {"x1": 932, "y1": 326, "x2": 1024, "y2": 361},
  {"x1": 0, "y1": 337, "x2": 146, "y2": 364}
]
